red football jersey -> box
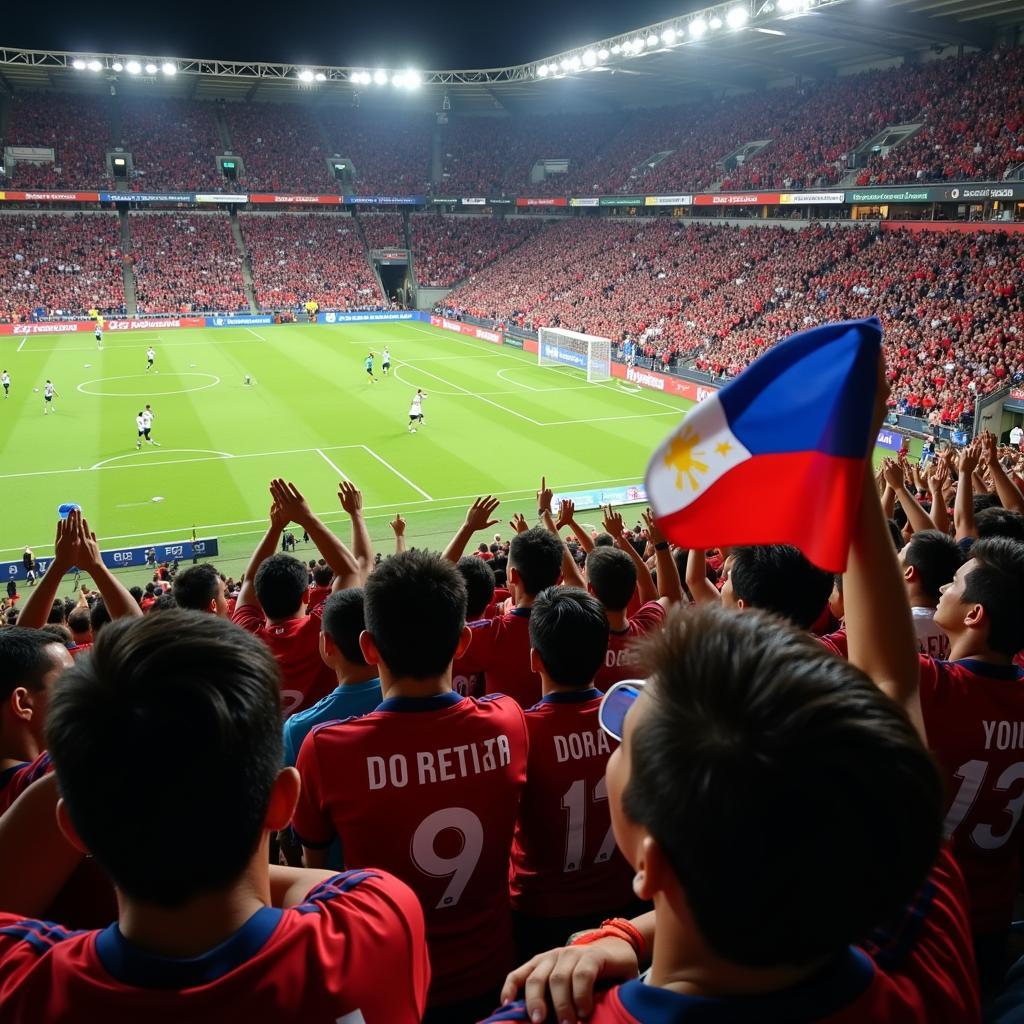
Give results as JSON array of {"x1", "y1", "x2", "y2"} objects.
[
  {"x1": 510, "y1": 691, "x2": 634, "y2": 918},
  {"x1": 69, "y1": 643, "x2": 93, "y2": 660},
  {"x1": 231, "y1": 601, "x2": 335, "y2": 716},
  {"x1": 594, "y1": 602, "x2": 666, "y2": 692},
  {"x1": 293, "y1": 692, "x2": 528, "y2": 1006},
  {"x1": 0, "y1": 753, "x2": 52, "y2": 817},
  {"x1": 919, "y1": 655, "x2": 1024, "y2": 934},
  {"x1": 485, "y1": 847, "x2": 978, "y2": 1024},
  {"x1": 0, "y1": 871, "x2": 429, "y2": 1023},
  {"x1": 454, "y1": 608, "x2": 541, "y2": 708}
]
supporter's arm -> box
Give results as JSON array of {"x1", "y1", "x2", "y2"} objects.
[
  {"x1": 390, "y1": 514, "x2": 407, "y2": 554},
  {"x1": 685, "y1": 547, "x2": 723, "y2": 606},
  {"x1": 556, "y1": 499, "x2": 594, "y2": 554},
  {"x1": 844, "y1": 374, "x2": 923, "y2": 739},
  {"x1": 929, "y1": 460, "x2": 951, "y2": 535},
  {"x1": 268, "y1": 864, "x2": 338, "y2": 908},
  {"x1": 880, "y1": 480, "x2": 897, "y2": 520},
  {"x1": 881, "y1": 459, "x2": 935, "y2": 535},
  {"x1": 954, "y1": 443, "x2": 980, "y2": 543},
  {"x1": 509, "y1": 513, "x2": 529, "y2": 535},
  {"x1": 71, "y1": 516, "x2": 143, "y2": 621},
  {"x1": 601, "y1": 506, "x2": 657, "y2": 605},
  {"x1": 0, "y1": 774, "x2": 83, "y2": 918},
  {"x1": 539, "y1": 478, "x2": 586, "y2": 589},
  {"x1": 271, "y1": 479, "x2": 361, "y2": 592},
  {"x1": 982, "y1": 431, "x2": 1024, "y2": 514},
  {"x1": 443, "y1": 496, "x2": 501, "y2": 563},
  {"x1": 17, "y1": 514, "x2": 79, "y2": 630},
  {"x1": 236, "y1": 497, "x2": 289, "y2": 612},
  {"x1": 338, "y1": 481, "x2": 373, "y2": 583},
  {"x1": 642, "y1": 509, "x2": 684, "y2": 605}
]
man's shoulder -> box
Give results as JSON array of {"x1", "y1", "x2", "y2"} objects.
[{"x1": 231, "y1": 603, "x2": 267, "y2": 631}]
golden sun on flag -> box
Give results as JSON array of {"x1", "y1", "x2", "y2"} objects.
[{"x1": 665, "y1": 426, "x2": 709, "y2": 491}]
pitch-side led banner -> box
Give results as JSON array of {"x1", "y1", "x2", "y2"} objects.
[
  {"x1": 612, "y1": 362, "x2": 719, "y2": 403},
  {"x1": 599, "y1": 196, "x2": 644, "y2": 207},
  {"x1": 780, "y1": 192, "x2": 845, "y2": 205},
  {"x1": 345, "y1": 195, "x2": 426, "y2": 205},
  {"x1": 430, "y1": 315, "x2": 503, "y2": 344},
  {"x1": 0, "y1": 190, "x2": 100, "y2": 202},
  {"x1": 0, "y1": 317, "x2": 204, "y2": 336},
  {"x1": 194, "y1": 193, "x2": 248, "y2": 203},
  {"x1": 570, "y1": 198, "x2": 600, "y2": 207},
  {"x1": 554, "y1": 484, "x2": 648, "y2": 513},
  {"x1": 320, "y1": 310, "x2": 426, "y2": 324},
  {"x1": 694, "y1": 193, "x2": 780, "y2": 206},
  {"x1": 644, "y1": 195, "x2": 693, "y2": 206},
  {"x1": 461, "y1": 197, "x2": 487, "y2": 205},
  {"x1": 100, "y1": 192, "x2": 196, "y2": 203},
  {"x1": 516, "y1": 197, "x2": 568, "y2": 207},
  {"x1": 248, "y1": 193, "x2": 343, "y2": 205},
  {"x1": 2, "y1": 538, "x2": 220, "y2": 581}
]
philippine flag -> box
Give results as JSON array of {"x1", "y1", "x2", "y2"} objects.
[{"x1": 645, "y1": 317, "x2": 882, "y2": 573}]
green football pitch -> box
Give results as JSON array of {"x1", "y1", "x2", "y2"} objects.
[
  {"x1": 0, "y1": 319, "x2": 920, "y2": 590},
  {"x1": 0, "y1": 320, "x2": 700, "y2": 586}
]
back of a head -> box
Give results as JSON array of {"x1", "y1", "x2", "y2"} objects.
[
  {"x1": 364, "y1": 549, "x2": 467, "y2": 679},
  {"x1": 975, "y1": 506, "x2": 1024, "y2": 543},
  {"x1": 67, "y1": 606, "x2": 92, "y2": 639},
  {"x1": 321, "y1": 588, "x2": 368, "y2": 666},
  {"x1": 509, "y1": 527, "x2": 564, "y2": 597},
  {"x1": 46, "y1": 611, "x2": 283, "y2": 907},
  {"x1": 628, "y1": 605, "x2": 942, "y2": 967},
  {"x1": 964, "y1": 537, "x2": 1024, "y2": 657},
  {"x1": 585, "y1": 546, "x2": 638, "y2": 613},
  {"x1": 530, "y1": 587, "x2": 609, "y2": 688},
  {"x1": 457, "y1": 555, "x2": 496, "y2": 620},
  {"x1": 89, "y1": 597, "x2": 111, "y2": 636},
  {"x1": 729, "y1": 545, "x2": 833, "y2": 629},
  {"x1": 903, "y1": 530, "x2": 963, "y2": 603},
  {"x1": 312, "y1": 563, "x2": 334, "y2": 588},
  {"x1": 254, "y1": 553, "x2": 309, "y2": 619},
  {"x1": 173, "y1": 563, "x2": 221, "y2": 612},
  {"x1": 0, "y1": 627, "x2": 62, "y2": 702}
]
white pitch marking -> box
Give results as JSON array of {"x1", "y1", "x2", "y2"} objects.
[
  {"x1": 315, "y1": 448, "x2": 349, "y2": 481},
  {"x1": 246, "y1": 328, "x2": 268, "y2": 341},
  {"x1": 359, "y1": 445, "x2": 433, "y2": 500},
  {"x1": 16, "y1": 338, "x2": 27, "y2": 352}
]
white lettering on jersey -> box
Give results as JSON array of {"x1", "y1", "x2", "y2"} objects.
[
  {"x1": 554, "y1": 730, "x2": 611, "y2": 763},
  {"x1": 367, "y1": 735, "x2": 512, "y2": 790},
  {"x1": 982, "y1": 721, "x2": 1024, "y2": 752}
]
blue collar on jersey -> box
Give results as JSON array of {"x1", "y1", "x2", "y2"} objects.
[
  {"x1": 0, "y1": 762, "x2": 28, "y2": 792},
  {"x1": 952, "y1": 659, "x2": 1024, "y2": 681},
  {"x1": 95, "y1": 907, "x2": 282, "y2": 989},
  {"x1": 376, "y1": 691, "x2": 465, "y2": 713},
  {"x1": 616, "y1": 948, "x2": 874, "y2": 1021},
  {"x1": 510, "y1": 607, "x2": 532, "y2": 618},
  {"x1": 541, "y1": 688, "x2": 602, "y2": 704}
]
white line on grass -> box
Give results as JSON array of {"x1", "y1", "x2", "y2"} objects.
[
  {"x1": 359, "y1": 445, "x2": 433, "y2": 500},
  {"x1": 16, "y1": 338, "x2": 27, "y2": 352},
  {"x1": 315, "y1": 448, "x2": 349, "y2": 480},
  {"x1": 246, "y1": 328, "x2": 268, "y2": 341}
]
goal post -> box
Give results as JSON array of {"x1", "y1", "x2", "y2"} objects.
[{"x1": 538, "y1": 327, "x2": 612, "y2": 383}]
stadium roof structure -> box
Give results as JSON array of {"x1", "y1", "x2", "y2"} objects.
[{"x1": 0, "y1": 0, "x2": 1022, "y2": 113}]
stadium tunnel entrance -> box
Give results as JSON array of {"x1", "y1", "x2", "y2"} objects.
[{"x1": 373, "y1": 252, "x2": 413, "y2": 306}]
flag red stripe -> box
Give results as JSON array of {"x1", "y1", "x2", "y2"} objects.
[{"x1": 655, "y1": 451, "x2": 866, "y2": 572}]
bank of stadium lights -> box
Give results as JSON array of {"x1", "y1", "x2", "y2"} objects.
[
  {"x1": 126, "y1": 60, "x2": 141, "y2": 74},
  {"x1": 689, "y1": 17, "x2": 708, "y2": 38},
  {"x1": 726, "y1": 6, "x2": 750, "y2": 28}
]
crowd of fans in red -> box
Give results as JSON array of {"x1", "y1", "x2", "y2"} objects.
[
  {"x1": 0, "y1": 213, "x2": 125, "y2": 322},
  {"x1": 239, "y1": 213, "x2": 383, "y2": 309},
  {"x1": 357, "y1": 212, "x2": 406, "y2": 249},
  {"x1": 2, "y1": 47, "x2": 1022, "y2": 196},
  {"x1": 130, "y1": 213, "x2": 247, "y2": 313}
]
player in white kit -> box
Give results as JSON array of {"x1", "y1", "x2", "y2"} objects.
[
  {"x1": 136, "y1": 405, "x2": 161, "y2": 449},
  {"x1": 43, "y1": 380, "x2": 58, "y2": 414},
  {"x1": 146, "y1": 347, "x2": 156, "y2": 372},
  {"x1": 1, "y1": 371, "x2": 10, "y2": 398},
  {"x1": 408, "y1": 388, "x2": 427, "y2": 432}
]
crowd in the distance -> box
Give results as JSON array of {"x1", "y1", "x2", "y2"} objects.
[{"x1": 3, "y1": 406, "x2": 1024, "y2": 1022}]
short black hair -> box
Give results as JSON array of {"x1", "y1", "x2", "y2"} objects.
[
  {"x1": 254, "y1": 553, "x2": 309, "y2": 619},
  {"x1": 364, "y1": 549, "x2": 466, "y2": 679},
  {"x1": 586, "y1": 547, "x2": 637, "y2": 613},
  {"x1": 509, "y1": 528, "x2": 563, "y2": 597},
  {"x1": 129, "y1": 586, "x2": 143, "y2": 607},
  {"x1": 627, "y1": 605, "x2": 942, "y2": 967},
  {"x1": 593, "y1": 533, "x2": 616, "y2": 548},
  {"x1": 150, "y1": 594, "x2": 178, "y2": 613},
  {"x1": 321, "y1": 588, "x2": 368, "y2": 665},
  {"x1": 976, "y1": 507, "x2": 1024, "y2": 543},
  {"x1": 457, "y1": 556, "x2": 496, "y2": 620},
  {"x1": 973, "y1": 493, "x2": 1001, "y2": 514},
  {"x1": 0, "y1": 628, "x2": 63, "y2": 701},
  {"x1": 39, "y1": 624, "x2": 73, "y2": 646},
  {"x1": 728, "y1": 545, "x2": 834, "y2": 629},
  {"x1": 67, "y1": 607, "x2": 91, "y2": 636},
  {"x1": 530, "y1": 588, "x2": 609, "y2": 688},
  {"x1": 903, "y1": 530, "x2": 962, "y2": 602},
  {"x1": 173, "y1": 563, "x2": 221, "y2": 612},
  {"x1": 963, "y1": 538, "x2": 1024, "y2": 657},
  {"x1": 46, "y1": 612, "x2": 283, "y2": 907},
  {"x1": 312, "y1": 564, "x2": 334, "y2": 587},
  {"x1": 89, "y1": 597, "x2": 111, "y2": 635},
  {"x1": 47, "y1": 600, "x2": 66, "y2": 625}
]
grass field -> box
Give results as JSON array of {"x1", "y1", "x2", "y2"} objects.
[
  {"x1": 0, "y1": 319, "x2": 921, "y2": 591},
  {"x1": 0, "y1": 320, "x2": 703, "y2": 587}
]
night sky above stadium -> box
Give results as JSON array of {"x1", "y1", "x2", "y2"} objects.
[{"x1": 5, "y1": 0, "x2": 694, "y2": 68}]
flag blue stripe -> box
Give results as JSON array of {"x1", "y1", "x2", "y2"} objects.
[{"x1": 718, "y1": 318, "x2": 882, "y2": 459}]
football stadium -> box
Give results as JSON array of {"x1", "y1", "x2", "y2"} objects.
[{"x1": 1, "y1": 0, "x2": 1024, "y2": 1018}]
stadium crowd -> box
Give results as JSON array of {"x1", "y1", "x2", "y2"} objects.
[
  {"x1": 130, "y1": 213, "x2": 247, "y2": 313},
  {"x1": 240, "y1": 212, "x2": 383, "y2": 309},
  {"x1": 409, "y1": 215, "x2": 543, "y2": 287},
  {"x1": 357, "y1": 212, "x2": 406, "y2": 249}
]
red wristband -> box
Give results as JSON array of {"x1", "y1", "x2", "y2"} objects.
[{"x1": 569, "y1": 917, "x2": 647, "y2": 962}]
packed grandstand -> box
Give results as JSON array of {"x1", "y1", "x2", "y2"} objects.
[{"x1": 3, "y1": 4, "x2": 1024, "y2": 1022}]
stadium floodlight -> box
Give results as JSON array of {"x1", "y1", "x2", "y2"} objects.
[
  {"x1": 162, "y1": 62, "x2": 176, "y2": 75},
  {"x1": 373, "y1": 69, "x2": 388, "y2": 85},
  {"x1": 404, "y1": 69, "x2": 422, "y2": 88},
  {"x1": 597, "y1": 48, "x2": 610, "y2": 60},
  {"x1": 689, "y1": 17, "x2": 708, "y2": 38},
  {"x1": 582, "y1": 49, "x2": 597, "y2": 67},
  {"x1": 298, "y1": 69, "x2": 315, "y2": 82},
  {"x1": 145, "y1": 63, "x2": 158, "y2": 74},
  {"x1": 709, "y1": 16, "x2": 723, "y2": 29},
  {"x1": 631, "y1": 38, "x2": 645, "y2": 52},
  {"x1": 315, "y1": 71, "x2": 326, "y2": 81},
  {"x1": 72, "y1": 58, "x2": 87, "y2": 70},
  {"x1": 661, "y1": 27, "x2": 677, "y2": 44},
  {"x1": 611, "y1": 44, "x2": 622, "y2": 54},
  {"x1": 645, "y1": 34, "x2": 659, "y2": 47},
  {"x1": 126, "y1": 60, "x2": 141, "y2": 74},
  {"x1": 112, "y1": 61, "x2": 123, "y2": 72},
  {"x1": 567, "y1": 54, "x2": 581, "y2": 70},
  {"x1": 351, "y1": 70, "x2": 369, "y2": 85},
  {"x1": 87, "y1": 59, "x2": 102, "y2": 71},
  {"x1": 727, "y1": 6, "x2": 749, "y2": 28},
  {"x1": 537, "y1": 63, "x2": 549, "y2": 77}
]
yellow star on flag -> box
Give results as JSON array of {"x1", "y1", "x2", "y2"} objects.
[{"x1": 715, "y1": 442, "x2": 733, "y2": 457}]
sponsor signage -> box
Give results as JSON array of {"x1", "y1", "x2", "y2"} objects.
[
  {"x1": 194, "y1": 193, "x2": 248, "y2": 203},
  {"x1": 599, "y1": 196, "x2": 644, "y2": 207},
  {"x1": 207, "y1": 315, "x2": 275, "y2": 327},
  {"x1": 461, "y1": 197, "x2": 487, "y2": 205},
  {"x1": 108, "y1": 317, "x2": 205, "y2": 330},
  {"x1": 515, "y1": 197, "x2": 569, "y2": 207},
  {"x1": 100, "y1": 192, "x2": 195, "y2": 203},
  {"x1": 941, "y1": 184, "x2": 1021, "y2": 201},
  {"x1": 0, "y1": 190, "x2": 100, "y2": 202},
  {"x1": 344, "y1": 195, "x2": 426, "y2": 205},
  {"x1": 694, "y1": 192, "x2": 780, "y2": 206},
  {"x1": 429, "y1": 315, "x2": 503, "y2": 344},
  {"x1": 248, "y1": 193, "x2": 343, "y2": 205},
  {"x1": 780, "y1": 192, "x2": 845, "y2": 204},
  {"x1": 570, "y1": 197, "x2": 601, "y2": 207},
  {"x1": 1, "y1": 317, "x2": 204, "y2": 336},
  {"x1": 431, "y1": 197, "x2": 460, "y2": 204},
  {"x1": 2, "y1": 538, "x2": 220, "y2": 582},
  {"x1": 644, "y1": 195, "x2": 693, "y2": 206},
  {"x1": 319, "y1": 310, "x2": 424, "y2": 324},
  {"x1": 378, "y1": 250, "x2": 409, "y2": 263},
  {"x1": 875, "y1": 429, "x2": 905, "y2": 452},
  {"x1": 502, "y1": 333, "x2": 525, "y2": 349},
  {"x1": 488, "y1": 198, "x2": 514, "y2": 206},
  {"x1": 610, "y1": 362, "x2": 719, "y2": 402},
  {"x1": 554, "y1": 484, "x2": 648, "y2": 513},
  {"x1": 847, "y1": 188, "x2": 931, "y2": 204}
]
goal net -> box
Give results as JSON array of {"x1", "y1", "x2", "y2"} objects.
[{"x1": 538, "y1": 327, "x2": 612, "y2": 383}]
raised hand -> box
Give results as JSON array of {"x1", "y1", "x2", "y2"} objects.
[
  {"x1": 930, "y1": 459, "x2": 949, "y2": 492},
  {"x1": 464, "y1": 496, "x2": 501, "y2": 533},
  {"x1": 980, "y1": 430, "x2": 998, "y2": 466},
  {"x1": 338, "y1": 480, "x2": 364, "y2": 516},
  {"x1": 641, "y1": 507, "x2": 666, "y2": 545},
  {"x1": 602, "y1": 504, "x2": 625, "y2": 540},
  {"x1": 880, "y1": 458, "x2": 905, "y2": 491},
  {"x1": 72, "y1": 516, "x2": 103, "y2": 570},
  {"x1": 537, "y1": 476, "x2": 554, "y2": 517},
  {"x1": 52, "y1": 510, "x2": 81, "y2": 568},
  {"x1": 509, "y1": 512, "x2": 529, "y2": 535},
  {"x1": 269, "y1": 478, "x2": 314, "y2": 526},
  {"x1": 269, "y1": 500, "x2": 290, "y2": 532},
  {"x1": 390, "y1": 513, "x2": 406, "y2": 537},
  {"x1": 958, "y1": 442, "x2": 981, "y2": 478},
  {"x1": 555, "y1": 497, "x2": 576, "y2": 531}
]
